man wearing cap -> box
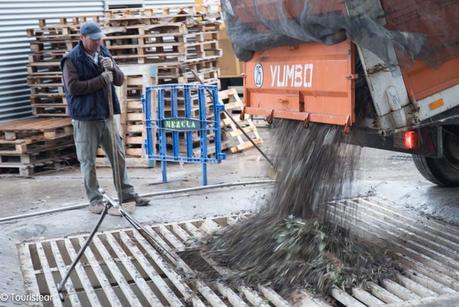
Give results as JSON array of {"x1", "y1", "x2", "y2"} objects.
[{"x1": 61, "y1": 21, "x2": 150, "y2": 214}]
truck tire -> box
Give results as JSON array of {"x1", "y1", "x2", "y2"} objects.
[{"x1": 413, "y1": 130, "x2": 459, "y2": 187}]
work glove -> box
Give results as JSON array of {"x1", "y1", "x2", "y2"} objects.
[
  {"x1": 101, "y1": 71, "x2": 113, "y2": 85},
  {"x1": 101, "y1": 57, "x2": 114, "y2": 71}
]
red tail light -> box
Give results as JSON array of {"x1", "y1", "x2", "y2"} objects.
[{"x1": 404, "y1": 131, "x2": 417, "y2": 149}]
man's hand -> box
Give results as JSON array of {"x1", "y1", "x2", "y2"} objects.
[
  {"x1": 101, "y1": 71, "x2": 113, "y2": 85},
  {"x1": 101, "y1": 57, "x2": 114, "y2": 71}
]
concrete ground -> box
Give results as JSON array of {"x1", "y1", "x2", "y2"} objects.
[{"x1": 0, "y1": 126, "x2": 458, "y2": 305}]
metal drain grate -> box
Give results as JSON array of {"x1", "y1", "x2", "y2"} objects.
[
  {"x1": 18, "y1": 197, "x2": 459, "y2": 306},
  {"x1": 327, "y1": 197, "x2": 459, "y2": 306},
  {"x1": 18, "y1": 214, "x2": 291, "y2": 307}
]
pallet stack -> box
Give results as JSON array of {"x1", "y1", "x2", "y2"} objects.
[
  {"x1": 104, "y1": 6, "x2": 221, "y2": 101},
  {"x1": 104, "y1": 7, "x2": 221, "y2": 66},
  {"x1": 0, "y1": 118, "x2": 76, "y2": 176},
  {"x1": 26, "y1": 16, "x2": 102, "y2": 117},
  {"x1": 96, "y1": 65, "x2": 157, "y2": 167},
  {"x1": 7, "y1": 17, "x2": 102, "y2": 176},
  {"x1": 18, "y1": 7, "x2": 260, "y2": 174},
  {"x1": 104, "y1": 6, "x2": 223, "y2": 159}
]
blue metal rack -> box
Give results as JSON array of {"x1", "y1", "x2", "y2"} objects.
[{"x1": 143, "y1": 84, "x2": 226, "y2": 185}]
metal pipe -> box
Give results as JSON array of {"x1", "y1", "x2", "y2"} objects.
[
  {"x1": 0, "y1": 180, "x2": 275, "y2": 223},
  {"x1": 57, "y1": 203, "x2": 111, "y2": 301},
  {"x1": 141, "y1": 179, "x2": 275, "y2": 197}
]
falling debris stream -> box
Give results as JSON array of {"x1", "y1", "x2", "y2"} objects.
[{"x1": 199, "y1": 121, "x2": 401, "y2": 298}]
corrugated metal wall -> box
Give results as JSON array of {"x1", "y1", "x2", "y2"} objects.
[
  {"x1": 0, "y1": 0, "x2": 104, "y2": 122},
  {"x1": 0, "y1": 0, "x2": 194, "y2": 123}
]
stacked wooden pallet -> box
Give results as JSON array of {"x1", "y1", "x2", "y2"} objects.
[
  {"x1": 104, "y1": 7, "x2": 221, "y2": 89},
  {"x1": 104, "y1": 7, "x2": 221, "y2": 65},
  {"x1": 27, "y1": 16, "x2": 102, "y2": 117},
  {"x1": 24, "y1": 8, "x2": 226, "y2": 168},
  {"x1": 0, "y1": 118, "x2": 76, "y2": 176},
  {"x1": 104, "y1": 7, "x2": 222, "y2": 160},
  {"x1": 96, "y1": 65, "x2": 157, "y2": 167},
  {"x1": 104, "y1": 22, "x2": 220, "y2": 64},
  {"x1": 156, "y1": 59, "x2": 219, "y2": 85}
]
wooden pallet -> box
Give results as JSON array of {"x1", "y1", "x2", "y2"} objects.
[
  {"x1": 157, "y1": 63, "x2": 220, "y2": 90},
  {"x1": 122, "y1": 65, "x2": 157, "y2": 158},
  {"x1": 0, "y1": 155, "x2": 76, "y2": 176},
  {"x1": 106, "y1": 23, "x2": 193, "y2": 37},
  {"x1": 28, "y1": 30, "x2": 80, "y2": 42},
  {"x1": 111, "y1": 50, "x2": 221, "y2": 65},
  {"x1": 25, "y1": 17, "x2": 99, "y2": 117},
  {"x1": 105, "y1": 6, "x2": 202, "y2": 27},
  {"x1": 157, "y1": 59, "x2": 218, "y2": 77},
  {"x1": 103, "y1": 17, "x2": 221, "y2": 65},
  {"x1": 0, "y1": 142, "x2": 75, "y2": 165},
  {"x1": 27, "y1": 61, "x2": 62, "y2": 75},
  {"x1": 30, "y1": 16, "x2": 101, "y2": 33},
  {"x1": 30, "y1": 90, "x2": 67, "y2": 112},
  {"x1": 28, "y1": 73, "x2": 63, "y2": 85},
  {"x1": 31, "y1": 104, "x2": 69, "y2": 117},
  {"x1": 108, "y1": 41, "x2": 221, "y2": 60},
  {"x1": 158, "y1": 68, "x2": 219, "y2": 85},
  {"x1": 0, "y1": 133, "x2": 73, "y2": 155},
  {"x1": 27, "y1": 72, "x2": 67, "y2": 113},
  {"x1": 0, "y1": 118, "x2": 72, "y2": 141},
  {"x1": 27, "y1": 16, "x2": 101, "y2": 42},
  {"x1": 219, "y1": 89, "x2": 263, "y2": 153},
  {"x1": 0, "y1": 117, "x2": 76, "y2": 176},
  {"x1": 105, "y1": 23, "x2": 219, "y2": 44},
  {"x1": 30, "y1": 86, "x2": 65, "y2": 99},
  {"x1": 28, "y1": 52, "x2": 67, "y2": 63},
  {"x1": 30, "y1": 40, "x2": 77, "y2": 54}
]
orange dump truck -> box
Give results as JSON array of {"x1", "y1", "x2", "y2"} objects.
[{"x1": 223, "y1": 0, "x2": 459, "y2": 186}]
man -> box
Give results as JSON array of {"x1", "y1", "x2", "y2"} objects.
[{"x1": 61, "y1": 20, "x2": 150, "y2": 214}]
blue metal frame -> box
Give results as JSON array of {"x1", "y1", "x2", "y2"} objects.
[{"x1": 143, "y1": 84, "x2": 226, "y2": 185}]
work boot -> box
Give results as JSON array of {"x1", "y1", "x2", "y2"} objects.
[
  {"x1": 124, "y1": 194, "x2": 150, "y2": 206},
  {"x1": 88, "y1": 199, "x2": 106, "y2": 214}
]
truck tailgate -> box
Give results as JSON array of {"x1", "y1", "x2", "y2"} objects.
[{"x1": 243, "y1": 41, "x2": 355, "y2": 126}]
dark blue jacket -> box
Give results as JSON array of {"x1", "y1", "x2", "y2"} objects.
[{"x1": 61, "y1": 41, "x2": 121, "y2": 120}]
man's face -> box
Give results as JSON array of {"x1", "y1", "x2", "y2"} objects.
[{"x1": 80, "y1": 35, "x2": 102, "y2": 55}]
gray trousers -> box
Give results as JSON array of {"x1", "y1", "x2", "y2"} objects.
[{"x1": 72, "y1": 119, "x2": 135, "y2": 204}]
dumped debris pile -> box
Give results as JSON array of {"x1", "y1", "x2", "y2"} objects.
[{"x1": 200, "y1": 121, "x2": 400, "y2": 296}]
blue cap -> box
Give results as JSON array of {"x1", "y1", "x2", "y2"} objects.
[{"x1": 80, "y1": 21, "x2": 104, "y2": 40}]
